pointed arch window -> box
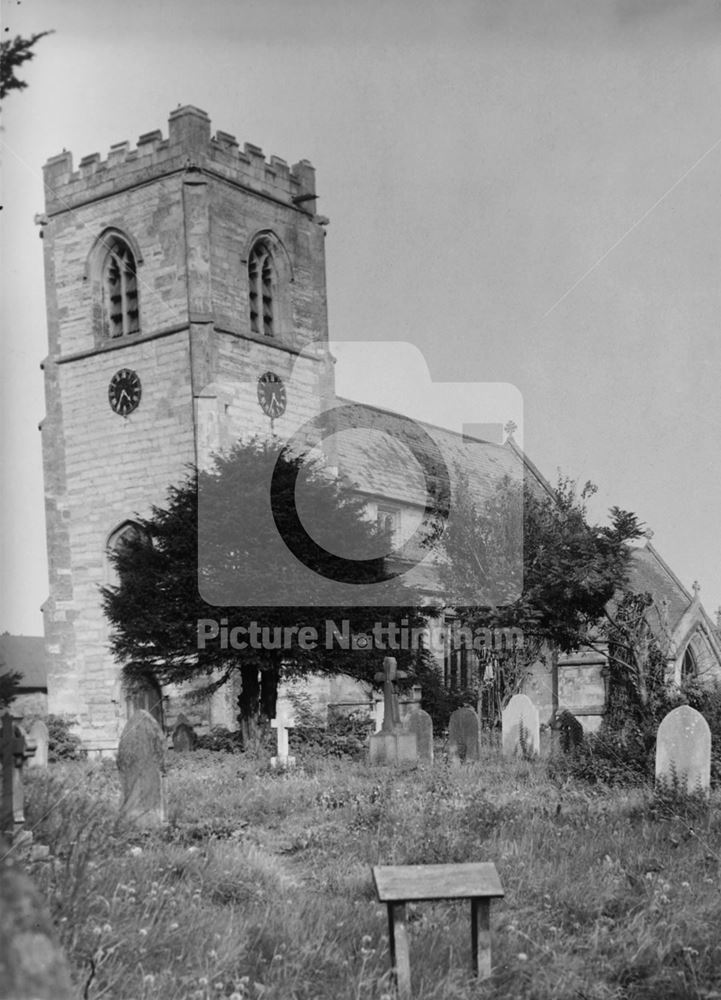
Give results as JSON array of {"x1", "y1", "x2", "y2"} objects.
[
  {"x1": 248, "y1": 240, "x2": 275, "y2": 337},
  {"x1": 103, "y1": 236, "x2": 140, "y2": 337},
  {"x1": 105, "y1": 520, "x2": 148, "y2": 586}
]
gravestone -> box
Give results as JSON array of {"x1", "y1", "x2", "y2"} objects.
[
  {"x1": 369, "y1": 657, "x2": 417, "y2": 764},
  {"x1": 655, "y1": 705, "x2": 711, "y2": 796},
  {"x1": 556, "y1": 709, "x2": 583, "y2": 754},
  {"x1": 271, "y1": 706, "x2": 296, "y2": 769},
  {"x1": 117, "y1": 710, "x2": 167, "y2": 827},
  {"x1": 448, "y1": 706, "x2": 480, "y2": 763},
  {"x1": 502, "y1": 694, "x2": 540, "y2": 757},
  {"x1": 172, "y1": 714, "x2": 197, "y2": 752},
  {"x1": 28, "y1": 720, "x2": 50, "y2": 768},
  {"x1": 1, "y1": 713, "x2": 37, "y2": 841},
  {"x1": 0, "y1": 833, "x2": 75, "y2": 999},
  {"x1": 404, "y1": 709, "x2": 433, "y2": 764}
]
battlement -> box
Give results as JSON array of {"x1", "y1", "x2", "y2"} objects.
[{"x1": 43, "y1": 105, "x2": 316, "y2": 214}]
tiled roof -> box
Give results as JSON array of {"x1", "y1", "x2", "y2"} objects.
[
  {"x1": 0, "y1": 635, "x2": 47, "y2": 689},
  {"x1": 333, "y1": 398, "x2": 535, "y2": 507}
]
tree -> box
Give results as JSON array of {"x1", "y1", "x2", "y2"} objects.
[
  {"x1": 0, "y1": 667, "x2": 21, "y2": 710},
  {"x1": 437, "y1": 471, "x2": 645, "y2": 716},
  {"x1": 102, "y1": 438, "x2": 429, "y2": 742},
  {"x1": 0, "y1": 32, "x2": 53, "y2": 102}
]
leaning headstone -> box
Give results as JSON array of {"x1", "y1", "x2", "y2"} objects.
[
  {"x1": 655, "y1": 705, "x2": 711, "y2": 796},
  {"x1": 117, "y1": 710, "x2": 167, "y2": 828},
  {"x1": 28, "y1": 720, "x2": 49, "y2": 768},
  {"x1": 0, "y1": 833, "x2": 75, "y2": 999},
  {"x1": 369, "y1": 657, "x2": 417, "y2": 764},
  {"x1": 172, "y1": 714, "x2": 197, "y2": 753},
  {"x1": 502, "y1": 694, "x2": 540, "y2": 757},
  {"x1": 404, "y1": 708, "x2": 433, "y2": 764},
  {"x1": 271, "y1": 706, "x2": 296, "y2": 769},
  {"x1": 448, "y1": 706, "x2": 480, "y2": 763},
  {"x1": 1, "y1": 713, "x2": 37, "y2": 842}
]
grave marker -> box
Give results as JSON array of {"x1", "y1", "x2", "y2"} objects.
[
  {"x1": 404, "y1": 709, "x2": 433, "y2": 764},
  {"x1": 172, "y1": 714, "x2": 197, "y2": 752},
  {"x1": 502, "y1": 694, "x2": 540, "y2": 757},
  {"x1": 271, "y1": 706, "x2": 296, "y2": 769},
  {"x1": 448, "y1": 706, "x2": 480, "y2": 763},
  {"x1": 28, "y1": 719, "x2": 50, "y2": 768},
  {"x1": 369, "y1": 658, "x2": 417, "y2": 764},
  {"x1": 655, "y1": 705, "x2": 711, "y2": 796},
  {"x1": 117, "y1": 709, "x2": 167, "y2": 827},
  {"x1": 1, "y1": 712, "x2": 37, "y2": 840}
]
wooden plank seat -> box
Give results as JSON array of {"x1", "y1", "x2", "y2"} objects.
[{"x1": 372, "y1": 862, "x2": 504, "y2": 997}]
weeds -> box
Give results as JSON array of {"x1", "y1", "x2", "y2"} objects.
[{"x1": 13, "y1": 751, "x2": 721, "y2": 999}]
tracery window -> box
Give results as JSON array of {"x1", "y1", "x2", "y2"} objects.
[
  {"x1": 248, "y1": 239, "x2": 275, "y2": 337},
  {"x1": 103, "y1": 236, "x2": 139, "y2": 337}
]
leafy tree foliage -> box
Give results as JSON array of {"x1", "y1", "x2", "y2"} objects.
[
  {"x1": 0, "y1": 32, "x2": 53, "y2": 101},
  {"x1": 102, "y1": 438, "x2": 428, "y2": 741},
  {"x1": 438, "y1": 471, "x2": 645, "y2": 711},
  {"x1": 0, "y1": 667, "x2": 22, "y2": 709}
]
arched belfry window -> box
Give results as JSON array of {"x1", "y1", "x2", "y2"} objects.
[
  {"x1": 105, "y1": 520, "x2": 147, "y2": 586},
  {"x1": 248, "y1": 239, "x2": 276, "y2": 337},
  {"x1": 102, "y1": 235, "x2": 139, "y2": 338}
]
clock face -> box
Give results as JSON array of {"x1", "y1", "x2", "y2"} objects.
[
  {"x1": 108, "y1": 369, "x2": 141, "y2": 416},
  {"x1": 257, "y1": 371, "x2": 287, "y2": 419}
]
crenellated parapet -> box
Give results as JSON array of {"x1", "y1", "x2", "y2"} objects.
[{"x1": 43, "y1": 105, "x2": 316, "y2": 214}]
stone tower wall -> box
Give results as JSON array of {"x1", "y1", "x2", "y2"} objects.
[{"x1": 40, "y1": 106, "x2": 333, "y2": 752}]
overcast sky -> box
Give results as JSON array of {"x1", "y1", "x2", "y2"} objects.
[{"x1": 2, "y1": 0, "x2": 721, "y2": 634}]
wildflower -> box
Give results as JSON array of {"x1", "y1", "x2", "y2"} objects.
[
  {"x1": 139, "y1": 928, "x2": 148, "y2": 938},
  {"x1": 517, "y1": 952, "x2": 528, "y2": 961},
  {"x1": 143, "y1": 974, "x2": 155, "y2": 986},
  {"x1": 129, "y1": 846, "x2": 143, "y2": 856},
  {"x1": 198, "y1": 978, "x2": 209, "y2": 987},
  {"x1": 102, "y1": 923, "x2": 112, "y2": 935},
  {"x1": 208, "y1": 949, "x2": 218, "y2": 959}
]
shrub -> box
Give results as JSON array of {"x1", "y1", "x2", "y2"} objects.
[
  {"x1": 291, "y1": 711, "x2": 372, "y2": 761},
  {"x1": 47, "y1": 714, "x2": 87, "y2": 762},
  {"x1": 194, "y1": 725, "x2": 243, "y2": 753}
]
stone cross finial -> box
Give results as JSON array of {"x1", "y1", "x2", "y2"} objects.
[
  {"x1": 692, "y1": 580, "x2": 701, "y2": 599},
  {"x1": 503, "y1": 420, "x2": 517, "y2": 439},
  {"x1": 374, "y1": 656, "x2": 408, "y2": 733},
  {"x1": 644, "y1": 528, "x2": 654, "y2": 540},
  {"x1": 1, "y1": 712, "x2": 37, "y2": 840},
  {"x1": 271, "y1": 706, "x2": 296, "y2": 769}
]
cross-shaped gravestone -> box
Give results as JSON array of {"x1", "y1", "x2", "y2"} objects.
[
  {"x1": 374, "y1": 656, "x2": 408, "y2": 733},
  {"x1": 271, "y1": 706, "x2": 296, "y2": 769},
  {"x1": 1, "y1": 712, "x2": 37, "y2": 840}
]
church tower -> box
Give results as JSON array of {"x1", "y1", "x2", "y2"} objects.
[{"x1": 40, "y1": 106, "x2": 335, "y2": 752}]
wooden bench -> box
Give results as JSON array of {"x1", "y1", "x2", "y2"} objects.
[{"x1": 371, "y1": 862, "x2": 504, "y2": 997}]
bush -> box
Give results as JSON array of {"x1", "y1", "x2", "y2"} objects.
[
  {"x1": 47, "y1": 714, "x2": 87, "y2": 762},
  {"x1": 194, "y1": 725, "x2": 243, "y2": 753},
  {"x1": 548, "y1": 725, "x2": 652, "y2": 787},
  {"x1": 290, "y1": 711, "x2": 372, "y2": 761}
]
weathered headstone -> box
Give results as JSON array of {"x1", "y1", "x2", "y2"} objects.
[
  {"x1": 369, "y1": 658, "x2": 417, "y2": 764},
  {"x1": 271, "y1": 706, "x2": 296, "y2": 769},
  {"x1": 0, "y1": 833, "x2": 75, "y2": 999},
  {"x1": 1, "y1": 713, "x2": 37, "y2": 841},
  {"x1": 655, "y1": 705, "x2": 711, "y2": 796},
  {"x1": 556, "y1": 709, "x2": 583, "y2": 754},
  {"x1": 404, "y1": 708, "x2": 433, "y2": 764},
  {"x1": 172, "y1": 714, "x2": 197, "y2": 753},
  {"x1": 117, "y1": 710, "x2": 167, "y2": 827},
  {"x1": 28, "y1": 720, "x2": 50, "y2": 768},
  {"x1": 502, "y1": 694, "x2": 540, "y2": 757},
  {"x1": 448, "y1": 706, "x2": 480, "y2": 763}
]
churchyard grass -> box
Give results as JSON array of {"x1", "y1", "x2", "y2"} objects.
[{"x1": 17, "y1": 748, "x2": 721, "y2": 1000}]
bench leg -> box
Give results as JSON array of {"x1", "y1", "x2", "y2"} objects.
[
  {"x1": 470, "y1": 898, "x2": 491, "y2": 979},
  {"x1": 387, "y1": 902, "x2": 412, "y2": 999}
]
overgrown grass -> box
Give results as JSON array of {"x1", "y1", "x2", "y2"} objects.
[{"x1": 13, "y1": 746, "x2": 721, "y2": 999}]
